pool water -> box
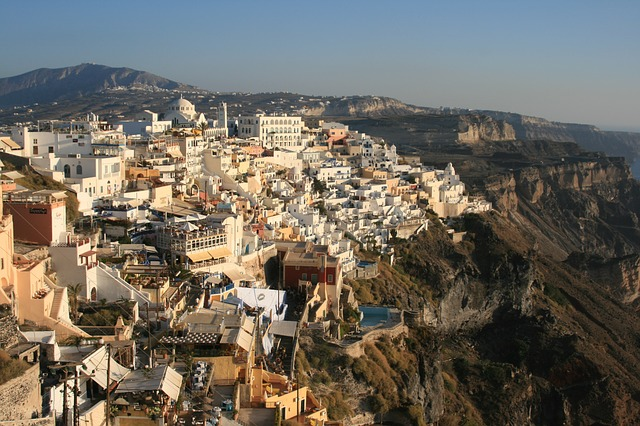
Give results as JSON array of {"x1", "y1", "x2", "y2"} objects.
[{"x1": 359, "y1": 306, "x2": 390, "y2": 327}]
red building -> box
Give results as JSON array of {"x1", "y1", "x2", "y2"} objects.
[
  {"x1": 282, "y1": 250, "x2": 340, "y2": 289},
  {"x1": 3, "y1": 190, "x2": 67, "y2": 245}
]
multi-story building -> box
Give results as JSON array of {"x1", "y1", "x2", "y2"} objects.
[
  {"x1": 237, "y1": 114, "x2": 305, "y2": 150},
  {"x1": 3, "y1": 190, "x2": 67, "y2": 245},
  {"x1": 157, "y1": 222, "x2": 231, "y2": 268}
]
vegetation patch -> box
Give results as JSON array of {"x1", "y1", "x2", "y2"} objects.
[{"x1": 0, "y1": 350, "x2": 30, "y2": 385}]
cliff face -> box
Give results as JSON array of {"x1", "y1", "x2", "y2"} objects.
[
  {"x1": 485, "y1": 157, "x2": 640, "y2": 259},
  {"x1": 392, "y1": 213, "x2": 640, "y2": 425},
  {"x1": 302, "y1": 96, "x2": 427, "y2": 117},
  {"x1": 481, "y1": 111, "x2": 640, "y2": 161},
  {"x1": 457, "y1": 114, "x2": 516, "y2": 142}
]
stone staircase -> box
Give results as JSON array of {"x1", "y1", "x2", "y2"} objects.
[{"x1": 49, "y1": 287, "x2": 66, "y2": 320}]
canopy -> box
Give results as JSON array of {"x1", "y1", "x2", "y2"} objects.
[
  {"x1": 181, "y1": 222, "x2": 199, "y2": 232},
  {"x1": 167, "y1": 216, "x2": 186, "y2": 224},
  {"x1": 115, "y1": 365, "x2": 183, "y2": 401},
  {"x1": 81, "y1": 345, "x2": 130, "y2": 390},
  {"x1": 188, "y1": 251, "x2": 212, "y2": 263},
  {"x1": 186, "y1": 213, "x2": 208, "y2": 221}
]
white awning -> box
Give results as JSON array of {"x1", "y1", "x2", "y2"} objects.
[
  {"x1": 81, "y1": 345, "x2": 130, "y2": 390},
  {"x1": 115, "y1": 365, "x2": 183, "y2": 401}
]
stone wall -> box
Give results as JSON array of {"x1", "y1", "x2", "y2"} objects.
[
  {"x1": 0, "y1": 364, "x2": 42, "y2": 421},
  {"x1": 0, "y1": 418, "x2": 54, "y2": 426},
  {"x1": 0, "y1": 312, "x2": 19, "y2": 350}
]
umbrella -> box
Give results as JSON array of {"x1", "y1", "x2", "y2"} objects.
[
  {"x1": 113, "y1": 397, "x2": 130, "y2": 406},
  {"x1": 167, "y1": 216, "x2": 186, "y2": 224},
  {"x1": 181, "y1": 222, "x2": 199, "y2": 232}
]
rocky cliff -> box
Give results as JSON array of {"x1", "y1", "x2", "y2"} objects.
[
  {"x1": 481, "y1": 111, "x2": 640, "y2": 162},
  {"x1": 457, "y1": 114, "x2": 516, "y2": 142},
  {"x1": 485, "y1": 156, "x2": 640, "y2": 260},
  {"x1": 317, "y1": 148, "x2": 640, "y2": 425},
  {"x1": 301, "y1": 96, "x2": 428, "y2": 117}
]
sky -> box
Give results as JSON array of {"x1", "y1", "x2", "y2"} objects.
[{"x1": 1, "y1": 0, "x2": 639, "y2": 131}]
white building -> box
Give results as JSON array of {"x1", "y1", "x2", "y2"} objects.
[{"x1": 237, "y1": 113, "x2": 305, "y2": 150}]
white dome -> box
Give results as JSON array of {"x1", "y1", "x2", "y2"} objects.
[
  {"x1": 445, "y1": 162, "x2": 455, "y2": 175},
  {"x1": 167, "y1": 97, "x2": 195, "y2": 113}
]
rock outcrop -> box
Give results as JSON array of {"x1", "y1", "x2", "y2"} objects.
[
  {"x1": 457, "y1": 114, "x2": 516, "y2": 142},
  {"x1": 302, "y1": 96, "x2": 427, "y2": 117}
]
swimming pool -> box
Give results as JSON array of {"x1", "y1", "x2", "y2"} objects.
[{"x1": 359, "y1": 306, "x2": 390, "y2": 328}]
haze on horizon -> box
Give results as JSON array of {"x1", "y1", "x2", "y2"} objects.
[{"x1": 1, "y1": 0, "x2": 638, "y2": 131}]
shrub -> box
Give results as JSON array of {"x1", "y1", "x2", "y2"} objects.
[
  {"x1": 0, "y1": 351, "x2": 30, "y2": 385},
  {"x1": 544, "y1": 283, "x2": 570, "y2": 306},
  {"x1": 453, "y1": 358, "x2": 471, "y2": 381},
  {"x1": 407, "y1": 404, "x2": 428, "y2": 426},
  {"x1": 323, "y1": 391, "x2": 352, "y2": 420}
]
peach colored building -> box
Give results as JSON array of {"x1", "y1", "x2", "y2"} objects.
[
  {"x1": 0, "y1": 185, "x2": 86, "y2": 339},
  {"x1": 250, "y1": 368, "x2": 327, "y2": 423}
]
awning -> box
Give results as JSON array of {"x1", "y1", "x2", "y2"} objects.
[
  {"x1": 209, "y1": 247, "x2": 232, "y2": 259},
  {"x1": 188, "y1": 251, "x2": 212, "y2": 263},
  {"x1": 1, "y1": 171, "x2": 24, "y2": 180},
  {"x1": 115, "y1": 365, "x2": 182, "y2": 401},
  {"x1": 166, "y1": 150, "x2": 184, "y2": 158},
  {"x1": 0, "y1": 137, "x2": 21, "y2": 150},
  {"x1": 81, "y1": 345, "x2": 130, "y2": 390},
  {"x1": 220, "y1": 327, "x2": 253, "y2": 352},
  {"x1": 224, "y1": 267, "x2": 255, "y2": 283}
]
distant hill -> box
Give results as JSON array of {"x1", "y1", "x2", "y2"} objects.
[
  {"x1": 0, "y1": 63, "x2": 200, "y2": 107},
  {"x1": 1, "y1": 64, "x2": 640, "y2": 164}
]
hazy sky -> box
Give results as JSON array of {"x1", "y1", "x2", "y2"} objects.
[{"x1": 1, "y1": 0, "x2": 639, "y2": 130}]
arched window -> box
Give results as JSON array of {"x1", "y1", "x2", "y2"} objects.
[
  {"x1": 90, "y1": 287, "x2": 97, "y2": 302},
  {"x1": 76, "y1": 165, "x2": 83, "y2": 175},
  {"x1": 63, "y1": 165, "x2": 71, "y2": 178}
]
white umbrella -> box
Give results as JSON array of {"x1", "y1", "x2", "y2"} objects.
[
  {"x1": 167, "y1": 216, "x2": 186, "y2": 224},
  {"x1": 181, "y1": 222, "x2": 199, "y2": 232},
  {"x1": 186, "y1": 213, "x2": 207, "y2": 221}
]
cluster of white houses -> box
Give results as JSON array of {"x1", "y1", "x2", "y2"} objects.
[{"x1": 0, "y1": 96, "x2": 491, "y2": 425}]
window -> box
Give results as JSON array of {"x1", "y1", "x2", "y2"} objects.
[
  {"x1": 32, "y1": 146, "x2": 38, "y2": 155},
  {"x1": 48, "y1": 147, "x2": 54, "y2": 153},
  {"x1": 1, "y1": 258, "x2": 4, "y2": 270},
  {"x1": 301, "y1": 273, "x2": 307, "y2": 280},
  {"x1": 63, "y1": 165, "x2": 70, "y2": 178},
  {"x1": 33, "y1": 138, "x2": 38, "y2": 144},
  {"x1": 76, "y1": 165, "x2": 82, "y2": 175},
  {"x1": 328, "y1": 274, "x2": 333, "y2": 283}
]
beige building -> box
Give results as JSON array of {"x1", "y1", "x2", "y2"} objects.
[{"x1": 0, "y1": 185, "x2": 86, "y2": 340}]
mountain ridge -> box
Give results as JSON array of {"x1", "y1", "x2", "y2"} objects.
[
  {"x1": 1, "y1": 64, "x2": 640, "y2": 163},
  {"x1": 0, "y1": 63, "x2": 200, "y2": 107}
]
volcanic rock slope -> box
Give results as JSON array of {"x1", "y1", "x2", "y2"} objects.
[{"x1": 299, "y1": 135, "x2": 640, "y2": 425}]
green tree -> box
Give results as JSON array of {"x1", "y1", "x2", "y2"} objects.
[
  {"x1": 67, "y1": 283, "x2": 84, "y2": 323},
  {"x1": 312, "y1": 178, "x2": 327, "y2": 195}
]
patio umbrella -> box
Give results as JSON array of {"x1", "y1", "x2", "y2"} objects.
[
  {"x1": 113, "y1": 397, "x2": 130, "y2": 406},
  {"x1": 181, "y1": 222, "x2": 199, "y2": 232}
]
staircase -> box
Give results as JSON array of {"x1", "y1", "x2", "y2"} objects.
[
  {"x1": 49, "y1": 287, "x2": 66, "y2": 320},
  {"x1": 97, "y1": 262, "x2": 152, "y2": 305}
]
